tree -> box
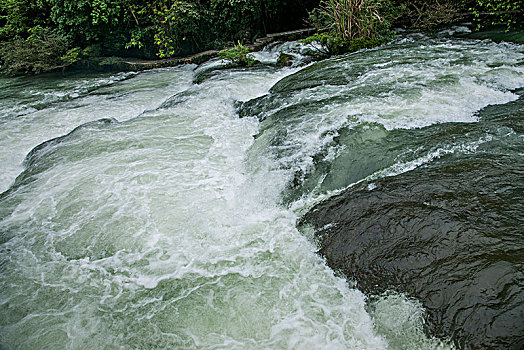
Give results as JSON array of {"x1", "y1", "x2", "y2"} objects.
[
  {"x1": 153, "y1": 1, "x2": 202, "y2": 57},
  {"x1": 0, "y1": 0, "x2": 51, "y2": 40},
  {"x1": 470, "y1": 0, "x2": 523, "y2": 29}
]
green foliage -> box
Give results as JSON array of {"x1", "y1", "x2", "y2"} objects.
[
  {"x1": 50, "y1": 0, "x2": 129, "y2": 45},
  {"x1": 99, "y1": 56, "x2": 124, "y2": 66},
  {"x1": 0, "y1": 26, "x2": 69, "y2": 74},
  {"x1": 305, "y1": 0, "x2": 391, "y2": 55},
  {"x1": 348, "y1": 36, "x2": 381, "y2": 50},
  {"x1": 81, "y1": 45, "x2": 102, "y2": 57},
  {"x1": 2, "y1": 0, "x2": 521, "y2": 75},
  {"x1": 276, "y1": 53, "x2": 293, "y2": 67},
  {"x1": 60, "y1": 47, "x2": 83, "y2": 64},
  {"x1": 207, "y1": 0, "x2": 262, "y2": 43},
  {"x1": 0, "y1": 0, "x2": 50, "y2": 40},
  {"x1": 470, "y1": 0, "x2": 523, "y2": 29},
  {"x1": 10, "y1": 0, "x2": 519, "y2": 75},
  {"x1": 153, "y1": 1, "x2": 201, "y2": 58},
  {"x1": 149, "y1": 0, "x2": 320, "y2": 57},
  {"x1": 218, "y1": 41, "x2": 256, "y2": 66},
  {"x1": 125, "y1": 28, "x2": 146, "y2": 49},
  {"x1": 0, "y1": 0, "x2": 322, "y2": 74},
  {"x1": 381, "y1": 1, "x2": 522, "y2": 30},
  {"x1": 302, "y1": 33, "x2": 344, "y2": 55},
  {"x1": 60, "y1": 45, "x2": 100, "y2": 65},
  {"x1": 312, "y1": 0, "x2": 385, "y2": 41}
]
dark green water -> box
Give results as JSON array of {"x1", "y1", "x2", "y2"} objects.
[{"x1": 1, "y1": 33, "x2": 523, "y2": 349}]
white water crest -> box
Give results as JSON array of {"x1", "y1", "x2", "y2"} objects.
[
  {"x1": 244, "y1": 35, "x2": 524, "y2": 204},
  {"x1": 0, "y1": 65, "x2": 389, "y2": 349},
  {"x1": 0, "y1": 68, "x2": 193, "y2": 193},
  {"x1": 2, "y1": 35, "x2": 523, "y2": 349}
]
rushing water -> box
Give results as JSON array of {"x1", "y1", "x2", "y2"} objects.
[{"x1": 1, "y1": 33, "x2": 523, "y2": 349}]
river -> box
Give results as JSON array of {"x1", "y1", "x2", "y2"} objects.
[{"x1": 1, "y1": 31, "x2": 523, "y2": 349}]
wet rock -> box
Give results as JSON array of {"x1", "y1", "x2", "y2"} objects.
[
  {"x1": 276, "y1": 53, "x2": 294, "y2": 68},
  {"x1": 157, "y1": 90, "x2": 195, "y2": 109},
  {"x1": 4, "y1": 118, "x2": 119, "y2": 194},
  {"x1": 193, "y1": 59, "x2": 232, "y2": 84},
  {"x1": 301, "y1": 155, "x2": 524, "y2": 349},
  {"x1": 25, "y1": 118, "x2": 118, "y2": 168},
  {"x1": 269, "y1": 58, "x2": 356, "y2": 93}
]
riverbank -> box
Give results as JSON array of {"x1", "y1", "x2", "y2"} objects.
[
  {"x1": 57, "y1": 28, "x2": 316, "y2": 74},
  {"x1": 40, "y1": 25, "x2": 524, "y2": 76}
]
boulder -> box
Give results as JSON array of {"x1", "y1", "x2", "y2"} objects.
[{"x1": 301, "y1": 154, "x2": 524, "y2": 349}]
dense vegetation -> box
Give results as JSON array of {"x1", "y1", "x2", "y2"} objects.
[
  {"x1": 0, "y1": 0, "x2": 522, "y2": 74},
  {"x1": 0, "y1": 0, "x2": 319, "y2": 73}
]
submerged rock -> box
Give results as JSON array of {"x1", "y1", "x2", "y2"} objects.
[
  {"x1": 24, "y1": 118, "x2": 118, "y2": 169},
  {"x1": 301, "y1": 154, "x2": 524, "y2": 349},
  {"x1": 2, "y1": 118, "x2": 119, "y2": 196},
  {"x1": 251, "y1": 38, "x2": 524, "y2": 347}
]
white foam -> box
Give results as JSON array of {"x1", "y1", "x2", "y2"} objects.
[
  {"x1": 0, "y1": 66, "x2": 194, "y2": 193},
  {"x1": 0, "y1": 64, "x2": 386, "y2": 349},
  {"x1": 2, "y1": 36, "x2": 522, "y2": 349}
]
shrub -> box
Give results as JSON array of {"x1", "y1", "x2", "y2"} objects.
[
  {"x1": 153, "y1": 1, "x2": 202, "y2": 58},
  {"x1": 401, "y1": 0, "x2": 466, "y2": 29},
  {"x1": 315, "y1": 0, "x2": 385, "y2": 41},
  {"x1": 304, "y1": 0, "x2": 392, "y2": 55},
  {"x1": 218, "y1": 42, "x2": 256, "y2": 66},
  {"x1": 1, "y1": 0, "x2": 324, "y2": 72},
  {"x1": 0, "y1": 26, "x2": 69, "y2": 74},
  {"x1": 470, "y1": 0, "x2": 523, "y2": 29},
  {"x1": 60, "y1": 47, "x2": 83, "y2": 65}
]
